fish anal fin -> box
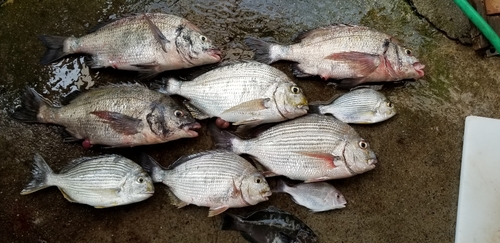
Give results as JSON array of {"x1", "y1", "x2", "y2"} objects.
[
  {"x1": 297, "y1": 152, "x2": 337, "y2": 168},
  {"x1": 325, "y1": 52, "x2": 380, "y2": 76},
  {"x1": 304, "y1": 177, "x2": 332, "y2": 183},
  {"x1": 166, "y1": 189, "x2": 188, "y2": 208},
  {"x1": 59, "y1": 188, "x2": 77, "y2": 203},
  {"x1": 220, "y1": 98, "x2": 271, "y2": 117},
  {"x1": 90, "y1": 111, "x2": 141, "y2": 135},
  {"x1": 208, "y1": 205, "x2": 229, "y2": 217}
]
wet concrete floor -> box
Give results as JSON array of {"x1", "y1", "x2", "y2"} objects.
[{"x1": 1, "y1": 0, "x2": 500, "y2": 242}]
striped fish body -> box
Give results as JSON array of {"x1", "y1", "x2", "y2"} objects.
[
  {"x1": 318, "y1": 88, "x2": 396, "y2": 124},
  {"x1": 161, "y1": 61, "x2": 308, "y2": 127},
  {"x1": 145, "y1": 151, "x2": 271, "y2": 217},
  {"x1": 225, "y1": 114, "x2": 377, "y2": 182},
  {"x1": 21, "y1": 154, "x2": 154, "y2": 208}
]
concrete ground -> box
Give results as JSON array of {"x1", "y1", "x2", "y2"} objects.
[{"x1": 1, "y1": 0, "x2": 499, "y2": 242}]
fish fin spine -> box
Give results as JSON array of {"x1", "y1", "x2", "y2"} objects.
[{"x1": 20, "y1": 153, "x2": 54, "y2": 195}]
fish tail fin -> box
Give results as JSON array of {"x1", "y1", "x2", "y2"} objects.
[
  {"x1": 244, "y1": 36, "x2": 281, "y2": 64},
  {"x1": 209, "y1": 123, "x2": 244, "y2": 154},
  {"x1": 10, "y1": 87, "x2": 53, "y2": 123},
  {"x1": 154, "y1": 77, "x2": 182, "y2": 95},
  {"x1": 220, "y1": 213, "x2": 241, "y2": 231},
  {"x1": 38, "y1": 35, "x2": 69, "y2": 65},
  {"x1": 272, "y1": 179, "x2": 287, "y2": 193},
  {"x1": 20, "y1": 154, "x2": 54, "y2": 195},
  {"x1": 139, "y1": 153, "x2": 166, "y2": 183},
  {"x1": 307, "y1": 104, "x2": 322, "y2": 114}
]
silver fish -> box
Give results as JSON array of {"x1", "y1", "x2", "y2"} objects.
[
  {"x1": 273, "y1": 179, "x2": 346, "y2": 212},
  {"x1": 214, "y1": 114, "x2": 377, "y2": 182},
  {"x1": 21, "y1": 153, "x2": 154, "y2": 208},
  {"x1": 141, "y1": 151, "x2": 272, "y2": 217},
  {"x1": 10, "y1": 84, "x2": 200, "y2": 148},
  {"x1": 39, "y1": 13, "x2": 221, "y2": 78},
  {"x1": 245, "y1": 24, "x2": 425, "y2": 87},
  {"x1": 156, "y1": 60, "x2": 309, "y2": 128},
  {"x1": 313, "y1": 88, "x2": 396, "y2": 124}
]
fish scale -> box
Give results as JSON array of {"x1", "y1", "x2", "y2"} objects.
[{"x1": 217, "y1": 114, "x2": 377, "y2": 182}]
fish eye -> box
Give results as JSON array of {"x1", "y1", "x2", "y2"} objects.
[
  {"x1": 405, "y1": 49, "x2": 412, "y2": 55},
  {"x1": 359, "y1": 141, "x2": 368, "y2": 149},
  {"x1": 200, "y1": 35, "x2": 207, "y2": 41},
  {"x1": 386, "y1": 101, "x2": 393, "y2": 107},
  {"x1": 137, "y1": 177, "x2": 144, "y2": 183},
  {"x1": 174, "y1": 110, "x2": 184, "y2": 118},
  {"x1": 290, "y1": 86, "x2": 301, "y2": 94},
  {"x1": 255, "y1": 177, "x2": 262, "y2": 183}
]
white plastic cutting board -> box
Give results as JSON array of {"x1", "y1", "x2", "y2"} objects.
[{"x1": 456, "y1": 116, "x2": 500, "y2": 243}]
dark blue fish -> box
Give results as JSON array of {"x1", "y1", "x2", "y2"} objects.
[{"x1": 221, "y1": 206, "x2": 318, "y2": 243}]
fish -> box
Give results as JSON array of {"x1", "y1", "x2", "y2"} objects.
[
  {"x1": 155, "y1": 60, "x2": 309, "y2": 129},
  {"x1": 220, "y1": 206, "x2": 318, "y2": 243},
  {"x1": 39, "y1": 13, "x2": 221, "y2": 78},
  {"x1": 310, "y1": 88, "x2": 396, "y2": 124},
  {"x1": 140, "y1": 151, "x2": 272, "y2": 217},
  {"x1": 21, "y1": 153, "x2": 154, "y2": 208},
  {"x1": 272, "y1": 179, "x2": 347, "y2": 212},
  {"x1": 10, "y1": 83, "x2": 200, "y2": 148},
  {"x1": 245, "y1": 24, "x2": 425, "y2": 87},
  {"x1": 213, "y1": 114, "x2": 377, "y2": 182}
]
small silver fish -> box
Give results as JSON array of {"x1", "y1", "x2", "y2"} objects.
[
  {"x1": 214, "y1": 114, "x2": 377, "y2": 182},
  {"x1": 10, "y1": 84, "x2": 200, "y2": 148},
  {"x1": 39, "y1": 13, "x2": 221, "y2": 78},
  {"x1": 245, "y1": 24, "x2": 424, "y2": 87},
  {"x1": 313, "y1": 88, "x2": 396, "y2": 124},
  {"x1": 141, "y1": 151, "x2": 272, "y2": 217},
  {"x1": 156, "y1": 60, "x2": 309, "y2": 129},
  {"x1": 21, "y1": 153, "x2": 154, "y2": 208},
  {"x1": 273, "y1": 179, "x2": 346, "y2": 212}
]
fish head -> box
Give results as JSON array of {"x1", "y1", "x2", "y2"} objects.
[
  {"x1": 330, "y1": 190, "x2": 347, "y2": 209},
  {"x1": 275, "y1": 82, "x2": 309, "y2": 119},
  {"x1": 176, "y1": 25, "x2": 222, "y2": 67},
  {"x1": 241, "y1": 173, "x2": 272, "y2": 205},
  {"x1": 121, "y1": 169, "x2": 155, "y2": 202},
  {"x1": 374, "y1": 97, "x2": 396, "y2": 122},
  {"x1": 343, "y1": 137, "x2": 377, "y2": 174},
  {"x1": 390, "y1": 45, "x2": 425, "y2": 80},
  {"x1": 147, "y1": 96, "x2": 201, "y2": 141}
]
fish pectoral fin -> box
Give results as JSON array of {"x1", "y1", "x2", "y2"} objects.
[
  {"x1": 325, "y1": 52, "x2": 380, "y2": 76},
  {"x1": 297, "y1": 152, "x2": 337, "y2": 168},
  {"x1": 143, "y1": 14, "x2": 170, "y2": 53},
  {"x1": 262, "y1": 171, "x2": 279, "y2": 177},
  {"x1": 230, "y1": 178, "x2": 241, "y2": 198},
  {"x1": 232, "y1": 118, "x2": 263, "y2": 126},
  {"x1": 90, "y1": 111, "x2": 141, "y2": 135},
  {"x1": 208, "y1": 206, "x2": 229, "y2": 217},
  {"x1": 166, "y1": 189, "x2": 188, "y2": 208},
  {"x1": 183, "y1": 100, "x2": 211, "y2": 120},
  {"x1": 220, "y1": 98, "x2": 271, "y2": 117}
]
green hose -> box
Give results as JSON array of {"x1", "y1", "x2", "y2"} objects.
[{"x1": 454, "y1": 0, "x2": 500, "y2": 52}]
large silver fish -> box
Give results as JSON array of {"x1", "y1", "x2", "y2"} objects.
[
  {"x1": 141, "y1": 151, "x2": 271, "y2": 217},
  {"x1": 21, "y1": 153, "x2": 154, "y2": 208},
  {"x1": 245, "y1": 24, "x2": 425, "y2": 87},
  {"x1": 39, "y1": 13, "x2": 221, "y2": 78},
  {"x1": 311, "y1": 88, "x2": 396, "y2": 124},
  {"x1": 214, "y1": 114, "x2": 377, "y2": 182},
  {"x1": 273, "y1": 179, "x2": 347, "y2": 212},
  {"x1": 10, "y1": 84, "x2": 200, "y2": 148},
  {"x1": 157, "y1": 60, "x2": 309, "y2": 128}
]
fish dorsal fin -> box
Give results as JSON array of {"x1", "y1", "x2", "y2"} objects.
[
  {"x1": 166, "y1": 151, "x2": 215, "y2": 170},
  {"x1": 60, "y1": 90, "x2": 83, "y2": 105},
  {"x1": 220, "y1": 98, "x2": 271, "y2": 117},
  {"x1": 292, "y1": 24, "x2": 357, "y2": 43},
  {"x1": 87, "y1": 13, "x2": 141, "y2": 33},
  {"x1": 183, "y1": 100, "x2": 210, "y2": 120},
  {"x1": 59, "y1": 154, "x2": 118, "y2": 173}
]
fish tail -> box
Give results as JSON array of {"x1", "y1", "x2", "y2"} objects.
[
  {"x1": 20, "y1": 154, "x2": 54, "y2": 195},
  {"x1": 307, "y1": 104, "x2": 322, "y2": 115},
  {"x1": 10, "y1": 87, "x2": 53, "y2": 123},
  {"x1": 220, "y1": 213, "x2": 242, "y2": 231},
  {"x1": 139, "y1": 153, "x2": 165, "y2": 183},
  {"x1": 155, "y1": 77, "x2": 182, "y2": 95},
  {"x1": 210, "y1": 124, "x2": 245, "y2": 154},
  {"x1": 38, "y1": 35, "x2": 70, "y2": 65},
  {"x1": 244, "y1": 37, "x2": 280, "y2": 64},
  {"x1": 272, "y1": 179, "x2": 287, "y2": 193}
]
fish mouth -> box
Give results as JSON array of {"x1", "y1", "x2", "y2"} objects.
[
  {"x1": 182, "y1": 122, "x2": 201, "y2": 137},
  {"x1": 209, "y1": 48, "x2": 222, "y2": 61},
  {"x1": 368, "y1": 158, "x2": 378, "y2": 165},
  {"x1": 413, "y1": 62, "x2": 425, "y2": 78},
  {"x1": 262, "y1": 190, "x2": 272, "y2": 199}
]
